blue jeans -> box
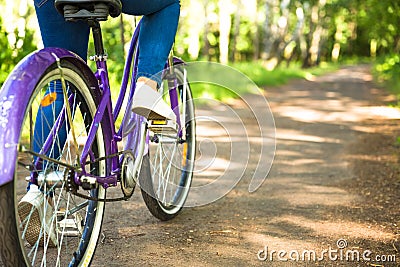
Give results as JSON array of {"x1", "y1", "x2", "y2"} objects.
[
  {"x1": 34, "y1": 0, "x2": 180, "y2": 80},
  {"x1": 33, "y1": 0, "x2": 180, "y2": 165}
]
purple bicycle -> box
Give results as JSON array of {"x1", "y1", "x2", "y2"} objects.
[{"x1": 0, "y1": 1, "x2": 196, "y2": 266}]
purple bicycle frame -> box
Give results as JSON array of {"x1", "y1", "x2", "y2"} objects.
[
  {"x1": 78, "y1": 20, "x2": 185, "y2": 188},
  {"x1": 0, "y1": 48, "x2": 113, "y2": 186},
  {"x1": 0, "y1": 20, "x2": 185, "y2": 188}
]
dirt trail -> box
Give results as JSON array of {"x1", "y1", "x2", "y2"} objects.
[{"x1": 94, "y1": 65, "x2": 399, "y2": 266}]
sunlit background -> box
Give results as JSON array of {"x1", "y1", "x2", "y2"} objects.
[{"x1": 1, "y1": 0, "x2": 400, "y2": 98}]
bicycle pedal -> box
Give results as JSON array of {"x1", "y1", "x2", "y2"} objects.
[
  {"x1": 148, "y1": 120, "x2": 178, "y2": 135},
  {"x1": 57, "y1": 212, "x2": 83, "y2": 237}
]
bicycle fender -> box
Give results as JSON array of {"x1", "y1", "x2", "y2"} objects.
[{"x1": 0, "y1": 47, "x2": 109, "y2": 186}]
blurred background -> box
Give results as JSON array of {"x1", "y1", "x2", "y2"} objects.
[{"x1": 1, "y1": 0, "x2": 399, "y2": 96}]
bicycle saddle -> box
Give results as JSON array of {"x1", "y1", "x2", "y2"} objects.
[{"x1": 55, "y1": 0, "x2": 122, "y2": 21}]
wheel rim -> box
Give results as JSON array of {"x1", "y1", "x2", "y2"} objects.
[{"x1": 15, "y1": 66, "x2": 105, "y2": 266}]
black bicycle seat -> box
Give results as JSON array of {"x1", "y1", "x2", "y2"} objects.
[{"x1": 55, "y1": 0, "x2": 122, "y2": 21}]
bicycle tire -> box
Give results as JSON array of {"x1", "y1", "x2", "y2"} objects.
[
  {"x1": 140, "y1": 65, "x2": 196, "y2": 221},
  {"x1": 0, "y1": 59, "x2": 106, "y2": 267}
]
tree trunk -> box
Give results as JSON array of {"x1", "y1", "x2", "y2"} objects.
[
  {"x1": 201, "y1": 0, "x2": 211, "y2": 60},
  {"x1": 219, "y1": 0, "x2": 232, "y2": 64},
  {"x1": 309, "y1": 5, "x2": 322, "y2": 66},
  {"x1": 303, "y1": 0, "x2": 326, "y2": 68},
  {"x1": 283, "y1": 6, "x2": 305, "y2": 66},
  {"x1": 331, "y1": 15, "x2": 343, "y2": 62},
  {"x1": 120, "y1": 15, "x2": 125, "y2": 57},
  {"x1": 262, "y1": 1, "x2": 273, "y2": 60},
  {"x1": 251, "y1": 0, "x2": 260, "y2": 60},
  {"x1": 230, "y1": 0, "x2": 241, "y2": 62}
]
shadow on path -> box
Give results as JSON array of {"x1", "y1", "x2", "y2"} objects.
[{"x1": 93, "y1": 65, "x2": 399, "y2": 267}]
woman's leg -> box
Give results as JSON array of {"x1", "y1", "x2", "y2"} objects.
[
  {"x1": 123, "y1": 0, "x2": 180, "y2": 121},
  {"x1": 34, "y1": 0, "x2": 90, "y2": 60},
  {"x1": 33, "y1": 0, "x2": 89, "y2": 161},
  {"x1": 121, "y1": 0, "x2": 180, "y2": 84},
  {"x1": 33, "y1": 0, "x2": 180, "y2": 148},
  {"x1": 35, "y1": 0, "x2": 180, "y2": 82}
]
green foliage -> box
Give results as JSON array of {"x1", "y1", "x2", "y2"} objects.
[
  {"x1": 0, "y1": 14, "x2": 36, "y2": 86},
  {"x1": 1, "y1": 0, "x2": 400, "y2": 103},
  {"x1": 359, "y1": 0, "x2": 400, "y2": 55},
  {"x1": 373, "y1": 55, "x2": 400, "y2": 97},
  {"x1": 232, "y1": 17, "x2": 255, "y2": 59}
]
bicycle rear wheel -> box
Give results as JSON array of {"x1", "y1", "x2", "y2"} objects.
[
  {"x1": 0, "y1": 60, "x2": 106, "y2": 266},
  {"x1": 140, "y1": 65, "x2": 196, "y2": 221}
]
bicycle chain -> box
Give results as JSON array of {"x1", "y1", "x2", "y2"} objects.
[
  {"x1": 23, "y1": 148, "x2": 124, "y2": 170},
  {"x1": 23, "y1": 148, "x2": 134, "y2": 202},
  {"x1": 71, "y1": 191, "x2": 131, "y2": 202}
]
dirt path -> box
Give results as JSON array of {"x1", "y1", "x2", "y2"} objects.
[{"x1": 93, "y1": 65, "x2": 399, "y2": 266}]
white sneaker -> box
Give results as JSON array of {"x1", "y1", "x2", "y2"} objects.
[
  {"x1": 18, "y1": 185, "x2": 57, "y2": 247},
  {"x1": 131, "y1": 82, "x2": 177, "y2": 122}
]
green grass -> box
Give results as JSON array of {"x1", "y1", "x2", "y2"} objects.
[
  {"x1": 184, "y1": 61, "x2": 338, "y2": 102},
  {"x1": 231, "y1": 61, "x2": 338, "y2": 87},
  {"x1": 104, "y1": 59, "x2": 339, "y2": 105}
]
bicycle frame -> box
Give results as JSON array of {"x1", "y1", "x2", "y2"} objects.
[
  {"x1": 0, "y1": 48, "x2": 100, "y2": 187},
  {"x1": 37, "y1": 19, "x2": 184, "y2": 190},
  {"x1": 0, "y1": 17, "x2": 185, "y2": 189}
]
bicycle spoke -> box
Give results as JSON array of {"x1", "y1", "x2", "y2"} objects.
[{"x1": 161, "y1": 143, "x2": 178, "y2": 205}]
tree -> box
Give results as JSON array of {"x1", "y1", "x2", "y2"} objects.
[{"x1": 0, "y1": 0, "x2": 36, "y2": 86}]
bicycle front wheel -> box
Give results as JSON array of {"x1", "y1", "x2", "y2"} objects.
[
  {"x1": 0, "y1": 60, "x2": 106, "y2": 266},
  {"x1": 140, "y1": 65, "x2": 196, "y2": 221}
]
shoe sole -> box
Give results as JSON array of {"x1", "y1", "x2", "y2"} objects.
[
  {"x1": 18, "y1": 201, "x2": 56, "y2": 247},
  {"x1": 132, "y1": 106, "x2": 169, "y2": 121}
]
